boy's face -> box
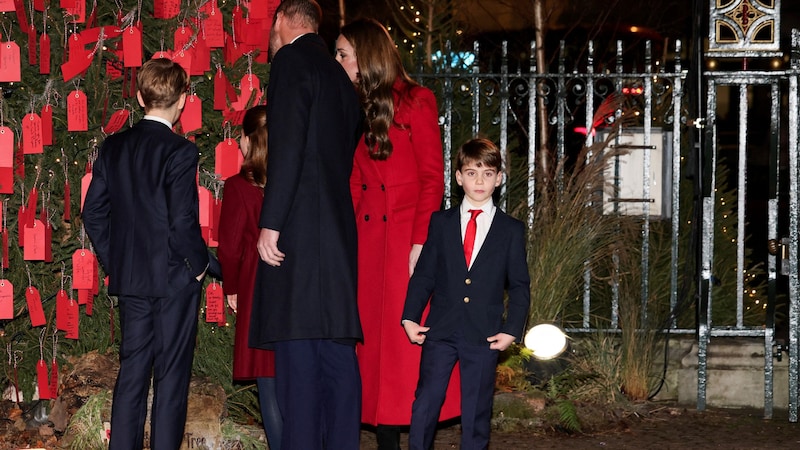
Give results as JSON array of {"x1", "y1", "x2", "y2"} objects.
[{"x1": 456, "y1": 161, "x2": 502, "y2": 207}]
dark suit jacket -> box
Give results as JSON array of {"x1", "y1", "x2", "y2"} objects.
[
  {"x1": 403, "y1": 206, "x2": 531, "y2": 345},
  {"x1": 250, "y1": 33, "x2": 363, "y2": 345},
  {"x1": 83, "y1": 119, "x2": 209, "y2": 297}
]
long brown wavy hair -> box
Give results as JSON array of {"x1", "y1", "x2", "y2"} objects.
[
  {"x1": 339, "y1": 18, "x2": 419, "y2": 160},
  {"x1": 239, "y1": 105, "x2": 268, "y2": 187}
]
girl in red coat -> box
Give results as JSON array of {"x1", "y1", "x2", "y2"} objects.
[
  {"x1": 336, "y1": 18, "x2": 461, "y2": 450},
  {"x1": 216, "y1": 105, "x2": 282, "y2": 450}
]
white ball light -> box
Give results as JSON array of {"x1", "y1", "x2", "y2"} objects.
[{"x1": 524, "y1": 324, "x2": 568, "y2": 360}]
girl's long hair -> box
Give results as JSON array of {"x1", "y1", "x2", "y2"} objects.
[{"x1": 240, "y1": 105, "x2": 268, "y2": 186}]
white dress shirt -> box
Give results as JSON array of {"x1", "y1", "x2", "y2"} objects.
[{"x1": 460, "y1": 198, "x2": 496, "y2": 269}]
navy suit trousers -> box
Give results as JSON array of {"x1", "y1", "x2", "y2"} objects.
[
  {"x1": 409, "y1": 334, "x2": 499, "y2": 450},
  {"x1": 109, "y1": 280, "x2": 202, "y2": 450},
  {"x1": 274, "y1": 339, "x2": 361, "y2": 450}
]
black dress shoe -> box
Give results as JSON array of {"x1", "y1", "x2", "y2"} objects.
[{"x1": 376, "y1": 424, "x2": 401, "y2": 450}]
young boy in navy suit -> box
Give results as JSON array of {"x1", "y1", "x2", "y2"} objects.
[
  {"x1": 402, "y1": 138, "x2": 531, "y2": 450},
  {"x1": 83, "y1": 58, "x2": 214, "y2": 450}
]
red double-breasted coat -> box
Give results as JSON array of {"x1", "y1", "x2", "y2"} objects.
[
  {"x1": 217, "y1": 174, "x2": 275, "y2": 380},
  {"x1": 351, "y1": 81, "x2": 461, "y2": 426}
]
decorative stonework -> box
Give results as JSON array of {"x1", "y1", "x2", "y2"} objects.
[{"x1": 708, "y1": 0, "x2": 781, "y2": 57}]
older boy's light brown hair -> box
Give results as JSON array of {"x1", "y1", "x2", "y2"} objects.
[
  {"x1": 456, "y1": 138, "x2": 502, "y2": 172},
  {"x1": 136, "y1": 58, "x2": 189, "y2": 111}
]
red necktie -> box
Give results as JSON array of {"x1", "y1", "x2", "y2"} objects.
[{"x1": 463, "y1": 209, "x2": 482, "y2": 267}]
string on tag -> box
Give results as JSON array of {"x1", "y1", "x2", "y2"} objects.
[
  {"x1": 38, "y1": 328, "x2": 46, "y2": 362},
  {"x1": 60, "y1": 261, "x2": 66, "y2": 291}
]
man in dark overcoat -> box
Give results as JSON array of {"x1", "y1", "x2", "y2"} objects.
[{"x1": 251, "y1": 1, "x2": 364, "y2": 449}]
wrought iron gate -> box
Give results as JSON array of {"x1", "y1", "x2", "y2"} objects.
[{"x1": 409, "y1": 0, "x2": 800, "y2": 422}]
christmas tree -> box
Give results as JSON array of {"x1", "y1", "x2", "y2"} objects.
[{"x1": 0, "y1": 0, "x2": 274, "y2": 420}]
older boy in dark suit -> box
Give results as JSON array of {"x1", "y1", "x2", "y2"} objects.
[
  {"x1": 402, "y1": 138, "x2": 531, "y2": 450},
  {"x1": 83, "y1": 58, "x2": 211, "y2": 450}
]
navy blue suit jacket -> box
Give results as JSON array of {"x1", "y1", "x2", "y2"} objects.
[
  {"x1": 83, "y1": 119, "x2": 209, "y2": 297},
  {"x1": 403, "y1": 205, "x2": 531, "y2": 345}
]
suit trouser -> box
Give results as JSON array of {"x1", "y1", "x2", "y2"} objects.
[
  {"x1": 409, "y1": 334, "x2": 499, "y2": 450},
  {"x1": 274, "y1": 339, "x2": 361, "y2": 450},
  {"x1": 109, "y1": 280, "x2": 202, "y2": 450}
]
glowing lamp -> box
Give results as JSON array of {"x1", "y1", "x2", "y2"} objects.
[{"x1": 524, "y1": 324, "x2": 568, "y2": 360}]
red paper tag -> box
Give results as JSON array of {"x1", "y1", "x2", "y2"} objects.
[
  {"x1": 67, "y1": 90, "x2": 88, "y2": 131},
  {"x1": 56, "y1": 289, "x2": 69, "y2": 330},
  {"x1": 202, "y1": 6, "x2": 224, "y2": 48},
  {"x1": 211, "y1": 198, "x2": 221, "y2": 242},
  {"x1": 106, "y1": 58, "x2": 123, "y2": 80},
  {"x1": 205, "y1": 282, "x2": 223, "y2": 323},
  {"x1": 0, "y1": 280, "x2": 13, "y2": 319},
  {"x1": 215, "y1": 138, "x2": 243, "y2": 180},
  {"x1": 214, "y1": 67, "x2": 237, "y2": 110},
  {"x1": 26, "y1": 287, "x2": 46, "y2": 327},
  {"x1": 78, "y1": 288, "x2": 89, "y2": 306},
  {"x1": 152, "y1": 49, "x2": 173, "y2": 60},
  {"x1": 224, "y1": 32, "x2": 245, "y2": 65},
  {"x1": 27, "y1": 24, "x2": 36, "y2": 66},
  {"x1": 0, "y1": 167, "x2": 11, "y2": 195},
  {"x1": 72, "y1": 249, "x2": 95, "y2": 289},
  {"x1": 247, "y1": 0, "x2": 273, "y2": 20},
  {"x1": 180, "y1": 94, "x2": 202, "y2": 133},
  {"x1": 232, "y1": 74, "x2": 262, "y2": 110},
  {"x1": 64, "y1": 182, "x2": 71, "y2": 221},
  {"x1": 171, "y1": 50, "x2": 192, "y2": 76},
  {"x1": 64, "y1": 0, "x2": 86, "y2": 23},
  {"x1": 61, "y1": 49, "x2": 93, "y2": 82},
  {"x1": 0, "y1": 126, "x2": 13, "y2": 166},
  {"x1": 12, "y1": 0, "x2": 27, "y2": 29},
  {"x1": 122, "y1": 26, "x2": 142, "y2": 68},
  {"x1": 80, "y1": 172, "x2": 92, "y2": 212},
  {"x1": 232, "y1": 6, "x2": 245, "y2": 43},
  {"x1": 198, "y1": 186, "x2": 211, "y2": 228},
  {"x1": 44, "y1": 221, "x2": 52, "y2": 262},
  {"x1": 40, "y1": 104, "x2": 53, "y2": 145},
  {"x1": 15, "y1": 140, "x2": 23, "y2": 178},
  {"x1": 0, "y1": 41, "x2": 21, "y2": 82},
  {"x1": 37, "y1": 360, "x2": 50, "y2": 400},
  {"x1": 39, "y1": 33, "x2": 50, "y2": 74},
  {"x1": 0, "y1": 0, "x2": 13, "y2": 11},
  {"x1": 22, "y1": 113, "x2": 43, "y2": 154},
  {"x1": 65, "y1": 298, "x2": 79, "y2": 339},
  {"x1": 153, "y1": 0, "x2": 180, "y2": 19},
  {"x1": 174, "y1": 25, "x2": 192, "y2": 52},
  {"x1": 23, "y1": 219, "x2": 46, "y2": 260},
  {"x1": 243, "y1": 19, "x2": 269, "y2": 47},
  {"x1": 49, "y1": 359, "x2": 58, "y2": 398},
  {"x1": 190, "y1": 34, "x2": 210, "y2": 76},
  {"x1": 104, "y1": 109, "x2": 130, "y2": 134},
  {"x1": 27, "y1": 186, "x2": 37, "y2": 227}
]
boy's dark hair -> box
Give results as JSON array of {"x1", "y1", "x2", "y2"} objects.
[
  {"x1": 275, "y1": 0, "x2": 321, "y2": 31},
  {"x1": 136, "y1": 58, "x2": 189, "y2": 111},
  {"x1": 456, "y1": 138, "x2": 502, "y2": 172}
]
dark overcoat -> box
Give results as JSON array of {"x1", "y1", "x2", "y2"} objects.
[{"x1": 250, "y1": 33, "x2": 363, "y2": 346}]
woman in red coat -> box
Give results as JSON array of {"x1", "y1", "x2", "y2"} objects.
[
  {"x1": 336, "y1": 18, "x2": 461, "y2": 449},
  {"x1": 216, "y1": 105, "x2": 282, "y2": 450}
]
